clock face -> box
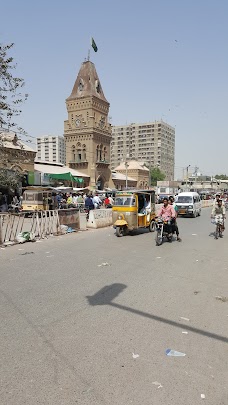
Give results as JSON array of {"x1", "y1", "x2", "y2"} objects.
[{"x1": 75, "y1": 119, "x2": 81, "y2": 127}]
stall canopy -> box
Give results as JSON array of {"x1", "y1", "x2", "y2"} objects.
[{"x1": 49, "y1": 173, "x2": 84, "y2": 183}]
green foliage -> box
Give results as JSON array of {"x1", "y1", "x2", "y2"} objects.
[
  {"x1": 0, "y1": 168, "x2": 21, "y2": 191},
  {"x1": 150, "y1": 167, "x2": 166, "y2": 186},
  {"x1": 0, "y1": 43, "x2": 28, "y2": 134},
  {"x1": 215, "y1": 174, "x2": 228, "y2": 180}
]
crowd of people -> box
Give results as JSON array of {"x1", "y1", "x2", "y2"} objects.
[{"x1": 52, "y1": 192, "x2": 114, "y2": 211}]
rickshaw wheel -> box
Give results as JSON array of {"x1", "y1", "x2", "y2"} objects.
[
  {"x1": 116, "y1": 226, "x2": 125, "y2": 237},
  {"x1": 149, "y1": 221, "x2": 155, "y2": 232}
]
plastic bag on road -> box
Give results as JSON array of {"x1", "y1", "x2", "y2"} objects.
[{"x1": 16, "y1": 232, "x2": 35, "y2": 244}]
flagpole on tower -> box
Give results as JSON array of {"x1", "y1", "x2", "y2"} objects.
[{"x1": 87, "y1": 48, "x2": 90, "y2": 61}]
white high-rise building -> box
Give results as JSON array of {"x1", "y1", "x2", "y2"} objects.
[
  {"x1": 111, "y1": 121, "x2": 175, "y2": 181},
  {"x1": 36, "y1": 136, "x2": 66, "y2": 164}
]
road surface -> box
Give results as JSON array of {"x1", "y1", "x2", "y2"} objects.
[{"x1": 0, "y1": 208, "x2": 227, "y2": 404}]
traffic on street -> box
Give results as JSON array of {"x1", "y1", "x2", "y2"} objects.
[{"x1": 0, "y1": 207, "x2": 227, "y2": 405}]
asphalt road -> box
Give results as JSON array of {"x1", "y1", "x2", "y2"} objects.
[{"x1": 0, "y1": 208, "x2": 227, "y2": 405}]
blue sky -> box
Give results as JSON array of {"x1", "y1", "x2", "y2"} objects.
[{"x1": 1, "y1": 0, "x2": 228, "y2": 178}]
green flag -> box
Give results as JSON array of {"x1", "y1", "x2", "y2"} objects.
[{"x1": 91, "y1": 37, "x2": 98, "y2": 52}]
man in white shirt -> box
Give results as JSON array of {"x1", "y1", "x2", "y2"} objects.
[
  {"x1": 93, "y1": 193, "x2": 102, "y2": 209},
  {"x1": 72, "y1": 194, "x2": 78, "y2": 205},
  {"x1": 108, "y1": 196, "x2": 114, "y2": 206}
]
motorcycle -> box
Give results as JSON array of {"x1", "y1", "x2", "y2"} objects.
[
  {"x1": 155, "y1": 217, "x2": 173, "y2": 246},
  {"x1": 8, "y1": 203, "x2": 22, "y2": 214},
  {"x1": 212, "y1": 214, "x2": 224, "y2": 239}
]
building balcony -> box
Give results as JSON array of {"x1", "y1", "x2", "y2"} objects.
[
  {"x1": 69, "y1": 159, "x2": 88, "y2": 168},
  {"x1": 96, "y1": 159, "x2": 110, "y2": 166},
  {"x1": 69, "y1": 159, "x2": 88, "y2": 163}
]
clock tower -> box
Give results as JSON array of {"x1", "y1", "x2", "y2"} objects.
[{"x1": 64, "y1": 60, "x2": 112, "y2": 189}]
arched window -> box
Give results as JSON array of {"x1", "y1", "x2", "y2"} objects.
[
  {"x1": 103, "y1": 146, "x2": 107, "y2": 161},
  {"x1": 77, "y1": 142, "x2": 81, "y2": 162},
  {"x1": 82, "y1": 144, "x2": 86, "y2": 161},
  {"x1": 99, "y1": 144, "x2": 103, "y2": 161},
  {"x1": 71, "y1": 145, "x2": 76, "y2": 161}
]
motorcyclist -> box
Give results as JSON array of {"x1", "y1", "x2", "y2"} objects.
[
  {"x1": 168, "y1": 196, "x2": 182, "y2": 241},
  {"x1": 157, "y1": 197, "x2": 176, "y2": 237}
]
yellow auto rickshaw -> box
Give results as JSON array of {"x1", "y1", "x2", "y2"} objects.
[
  {"x1": 22, "y1": 187, "x2": 53, "y2": 212},
  {"x1": 112, "y1": 190, "x2": 156, "y2": 237}
]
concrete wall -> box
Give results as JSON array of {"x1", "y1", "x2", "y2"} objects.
[{"x1": 87, "y1": 209, "x2": 112, "y2": 229}]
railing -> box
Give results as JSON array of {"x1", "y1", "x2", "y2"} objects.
[
  {"x1": 96, "y1": 160, "x2": 110, "y2": 164},
  {"x1": 69, "y1": 159, "x2": 88, "y2": 163},
  {"x1": 0, "y1": 210, "x2": 60, "y2": 246}
]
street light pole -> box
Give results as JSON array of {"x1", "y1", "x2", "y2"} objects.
[
  {"x1": 125, "y1": 153, "x2": 129, "y2": 190},
  {"x1": 125, "y1": 161, "x2": 129, "y2": 189}
]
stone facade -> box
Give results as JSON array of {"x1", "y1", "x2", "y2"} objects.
[
  {"x1": 0, "y1": 132, "x2": 36, "y2": 173},
  {"x1": 114, "y1": 160, "x2": 150, "y2": 189},
  {"x1": 64, "y1": 61, "x2": 114, "y2": 190}
]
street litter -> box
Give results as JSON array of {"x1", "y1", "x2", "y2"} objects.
[
  {"x1": 46, "y1": 255, "x2": 54, "y2": 258},
  {"x1": 156, "y1": 257, "x2": 161, "y2": 259},
  {"x1": 180, "y1": 317, "x2": 190, "y2": 321},
  {"x1": 21, "y1": 252, "x2": 34, "y2": 255},
  {"x1": 3, "y1": 241, "x2": 15, "y2": 246},
  {"x1": 192, "y1": 233, "x2": 197, "y2": 236},
  {"x1": 18, "y1": 248, "x2": 24, "y2": 251},
  {"x1": 59, "y1": 224, "x2": 68, "y2": 234},
  {"x1": 201, "y1": 394, "x2": 205, "y2": 399},
  {"x1": 98, "y1": 262, "x2": 111, "y2": 267},
  {"x1": 196, "y1": 259, "x2": 199, "y2": 262},
  {"x1": 182, "y1": 331, "x2": 188, "y2": 334},
  {"x1": 166, "y1": 349, "x2": 186, "y2": 357},
  {"x1": 132, "y1": 353, "x2": 139, "y2": 359},
  {"x1": 215, "y1": 296, "x2": 228, "y2": 303},
  {"x1": 16, "y1": 232, "x2": 35, "y2": 244},
  {"x1": 152, "y1": 381, "x2": 163, "y2": 389},
  {"x1": 194, "y1": 291, "x2": 200, "y2": 295},
  {"x1": 67, "y1": 227, "x2": 76, "y2": 233}
]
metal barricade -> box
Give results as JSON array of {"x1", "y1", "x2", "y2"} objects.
[{"x1": 0, "y1": 210, "x2": 60, "y2": 245}]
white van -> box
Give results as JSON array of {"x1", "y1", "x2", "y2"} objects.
[{"x1": 175, "y1": 192, "x2": 201, "y2": 217}]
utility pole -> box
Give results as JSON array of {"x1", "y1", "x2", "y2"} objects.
[
  {"x1": 193, "y1": 166, "x2": 199, "y2": 182},
  {"x1": 149, "y1": 160, "x2": 152, "y2": 188},
  {"x1": 186, "y1": 165, "x2": 191, "y2": 189},
  {"x1": 125, "y1": 153, "x2": 129, "y2": 190}
]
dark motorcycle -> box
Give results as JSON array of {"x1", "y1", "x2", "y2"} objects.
[
  {"x1": 155, "y1": 217, "x2": 173, "y2": 246},
  {"x1": 8, "y1": 203, "x2": 22, "y2": 214}
]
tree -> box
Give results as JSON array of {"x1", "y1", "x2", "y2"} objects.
[
  {"x1": 0, "y1": 43, "x2": 28, "y2": 134},
  {"x1": 215, "y1": 174, "x2": 228, "y2": 180},
  {"x1": 0, "y1": 168, "x2": 22, "y2": 191},
  {"x1": 150, "y1": 167, "x2": 166, "y2": 186}
]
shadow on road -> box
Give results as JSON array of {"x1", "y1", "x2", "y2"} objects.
[{"x1": 87, "y1": 284, "x2": 228, "y2": 344}]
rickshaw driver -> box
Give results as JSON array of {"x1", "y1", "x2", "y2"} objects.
[
  {"x1": 138, "y1": 194, "x2": 145, "y2": 213},
  {"x1": 144, "y1": 195, "x2": 151, "y2": 221}
]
